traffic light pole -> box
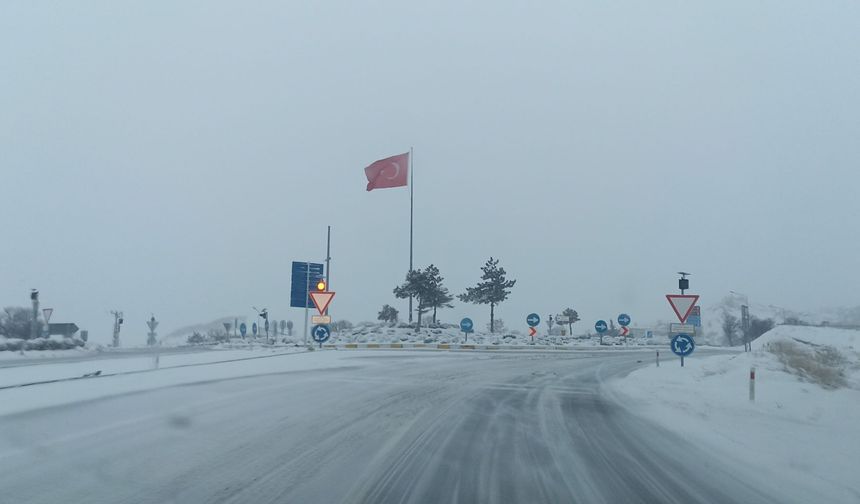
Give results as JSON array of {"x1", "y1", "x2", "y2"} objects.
[
  {"x1": 325, "y1": 226, "x2": 331, "y2": 316},
  {"x1": 303, "y1": 262, "x2": 310, "y2": 347}
]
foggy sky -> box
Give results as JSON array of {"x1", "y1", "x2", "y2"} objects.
[{"x1": 2, "y1": 1, "x2": 858, "y2": 344}]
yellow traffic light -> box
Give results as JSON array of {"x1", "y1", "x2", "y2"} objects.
[{"x1": 316, "y1": 280, "x2": 327, "y2": 291}]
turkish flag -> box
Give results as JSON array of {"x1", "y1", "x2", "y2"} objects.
[{"x1": 365, "y1": 152, "x2": 409, "y2": 191}]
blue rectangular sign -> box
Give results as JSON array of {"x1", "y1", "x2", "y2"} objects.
[{"x1": 290, "y1": 261, "x2": 325, "y2": 308}]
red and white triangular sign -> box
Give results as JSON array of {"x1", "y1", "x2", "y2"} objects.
[
  {"x1": 309, "y1": 292, "x2": 335, "y2": 315},
  {"x1": 666, "y1": 295, "x2": 699, "y2": 323},
  {"x1": 42, "y1": 308, "x2": 54, "y2": 324}
]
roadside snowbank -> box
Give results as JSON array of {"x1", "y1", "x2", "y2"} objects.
[
  {"x1": 608, "y1": 326, "x2": 860, "y2": 503},
  {"x1": 0, "y1": 347, "x2": 306, "y2": 389},
  {"x1": 0, "y1": 348, "x2": 356, "y2": 417}
]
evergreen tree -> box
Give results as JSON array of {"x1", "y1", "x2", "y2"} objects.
[
  {"x1": 458, "y1": 257, "x2": 516, "y2": 333},
  {"x1": 378, "y1": 304, "x2": 399, "y2": 324},
  {"x1": 423, "y1": 264, "x2": 454, "y2": 324},
  {"x1": 394, "y1": 268, "x2": 432, "y2": 329},
  {"x1": 562, "y1": 308, "x2": 580, "y2": 335}
]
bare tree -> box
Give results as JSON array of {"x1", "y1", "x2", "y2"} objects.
[{"x1": 721, "y1": 312, "x2": 740, "y2": 346}]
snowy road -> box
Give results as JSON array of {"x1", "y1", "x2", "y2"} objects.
[{"x1": 0, "y1": 350, "x2": 787, "y2": 503}]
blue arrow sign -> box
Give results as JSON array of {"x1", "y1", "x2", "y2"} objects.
[
  {"x1": 526, "y1": 313, "x2": 541, "y2": 327},
  {"x1": 617, "y1": 313, "x2": 631, "y2": 327},
  {"x1": 671, "y1": 333, "x2": 695, "y2": 357},
  {"x1": 460, "y1": 318, "x2": 474, "y2": 333},
  {"x1": 239, "y1": 323, "x2": 247, "y2": 337},
  {"x1": 594, "y1": 320, "x2": 608, "y2": 333},
  {"x1": 312, "y1": 324, "x2": 331, "y2": 344}
]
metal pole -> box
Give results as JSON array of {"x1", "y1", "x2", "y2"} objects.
[
  {"x1": 30, "y1": 291, "x2": 39, "y2": 341},
  {"x1": 749, "y1": 366, "x2": 756, "y2": 401},
  {"x1": 681, "y1": 355, "x2": 684, "y2": 367},
  {"x1": 408, "y1": 146, "x2": 414, "y2": 324},
  {"x1": 304, "y1": 271, "x2": 311, "y2": 345},
  {"x1": 656, "y1": 350, "x2": 660, "y2": 367},
  {"x1": 325, "y1": 226, "x2": 331, "y2": 315}
]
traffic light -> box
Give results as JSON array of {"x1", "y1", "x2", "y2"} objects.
[
  {"x1": 316, "y1": 280, "x2": 326, "y2": 291},
  {"x1": 261, "y1": 310, "x2": 268, "y2": 321}
]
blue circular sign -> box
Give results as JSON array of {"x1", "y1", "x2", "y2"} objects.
[
  {"x1": 312, "y1": 324, "x2": 331, "y2": 343},
  {"x1": 526, "y1": 313, "x2": 541, "y2": 327},
  {"x1": 252, "y1": 322, "x2": 258, "y2": 335},
  {"x1": 460, "y1": 318, "x2": 474, "y2": 333},
  {"x1": 239, "y1": 323, "x2": 247, "y2": 336},
  {"x1": 595, "y1": 320, "x2": 608, "y2": 333},
  {"x1": 617, "y1": 314, "x2": 631, "y2": 327},
  {"x1": 671, "y1": 334, "x2": 695, "y2": 357}
]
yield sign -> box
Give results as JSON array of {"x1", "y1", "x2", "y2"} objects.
[
  {"x1": 666, "y1": 295, "x2": 700, "y2": 323},
  {"x1": 42, "y1": 308, "x2": 54, "y2": 324},
  {"x1": 309, "y1": 291, "x2": 335, "y2": 315}
]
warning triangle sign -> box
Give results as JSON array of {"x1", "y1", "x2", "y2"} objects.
[
  {"x1": 309, "y1": 292, "x2": 335, "y2": 315},
  {"x1": 666, "y1": 295, "x2": 699, "y2": 323}
]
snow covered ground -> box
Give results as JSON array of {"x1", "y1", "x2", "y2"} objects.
[
  {"x1": 0, "y1": 347, "x2": 332, "y2": 416},
  {"x1": 321, "y1": 321, "x2": 660, "y2": 348},
  {"x1": 0, "y1": 347, "x2": 307, "y2": 389},
  {"x1": 608, "y1": 325, "x2": 860, "y2": 503}
]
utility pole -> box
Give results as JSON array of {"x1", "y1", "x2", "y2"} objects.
[
  {"x1": 304, "y1": 262, "x2": 310, "y2": 347},
  {"x1": 111, "y1": 311, "x2": 124, "y2": 347},
  {"x1": 741, "y1": 304, "x2": 751, "y2": 352},
  {"x1": 325, "y1": 226, "x2": 331, "y2": 316},
  {"x1": 30, "y1": 289, "x2": 40, "y2": 340}
]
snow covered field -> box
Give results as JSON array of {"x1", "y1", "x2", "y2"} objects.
[
  {"x1": 608, "y1": 325, "x2": 860, "y2": 503},
  {"x1": 0, "y1": 347, "x2": 334, "y2": 416}
]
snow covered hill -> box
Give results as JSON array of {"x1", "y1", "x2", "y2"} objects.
[{"x1": 609, "y1": 325, "x2": 860, "y2": 503}]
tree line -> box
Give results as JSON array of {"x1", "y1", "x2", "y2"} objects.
[{"x1": 379, "y1": 257, "x2": 516, "y2": 332}]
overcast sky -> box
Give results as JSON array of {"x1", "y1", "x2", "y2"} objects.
[{"x1": 2, "y1": 1, "x2": 858, "y2": 344}]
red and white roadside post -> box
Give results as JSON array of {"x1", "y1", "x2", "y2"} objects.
[{"x1": 749, "y1": 366, "x2": 756, "y2": 402}]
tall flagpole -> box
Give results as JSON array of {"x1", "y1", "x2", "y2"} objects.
[{"x1": 408, "y1": 146, "x2": 414, "y2": 324}]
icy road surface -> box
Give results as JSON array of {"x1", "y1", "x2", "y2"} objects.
[{"x1": 0, "y1": 350, "x2": 795, "y2": 503}]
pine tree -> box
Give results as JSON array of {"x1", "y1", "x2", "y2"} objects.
[
  {"x1": 562, "y1": 308, "x2": 580, "y2": 335},
  {"x1": 378, "y1": 304, "x2": 399, "y2": 324},
  {"x1": 393, "y1": 268, "x2": 432, "y2": 329},
  {"x1": 423, "y1": 264, "x2": 454, "y2": 325},
  {"x1": 458, "y1": 257, "x2": 516, "y2": 333}
]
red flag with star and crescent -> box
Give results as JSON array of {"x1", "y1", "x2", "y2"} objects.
[{"x1": 365, "y1": 152, "x2": 409, "y2": 191}]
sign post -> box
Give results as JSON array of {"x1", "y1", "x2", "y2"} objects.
[
  {"x1": 594, "y1": 320, "x2": 608, "y2": 345},
  {"x1": 460, "y1": 318, "x2": 474, "y2": 342},
  {"x1": 291, "y1": 261, "x2": 325, "y2": 347},
  {"x1": 670, "y1": 333, "x2": 695, "y2": 367},
  {"x1": 42, "y1": 308, "x2": 53, "y2": 338},
  {"x1": 666, "y1": 295, "x2": 700, "y2": 324},
  {"x1": 617, "y1": 314, "x2": 631, "y2": 345},
  {"x1": 311, "y1": 324, "x2": 331, "y2": 348},
  {"x1": 527, "y1": 313, "x2": 540, "y2": 342}
]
